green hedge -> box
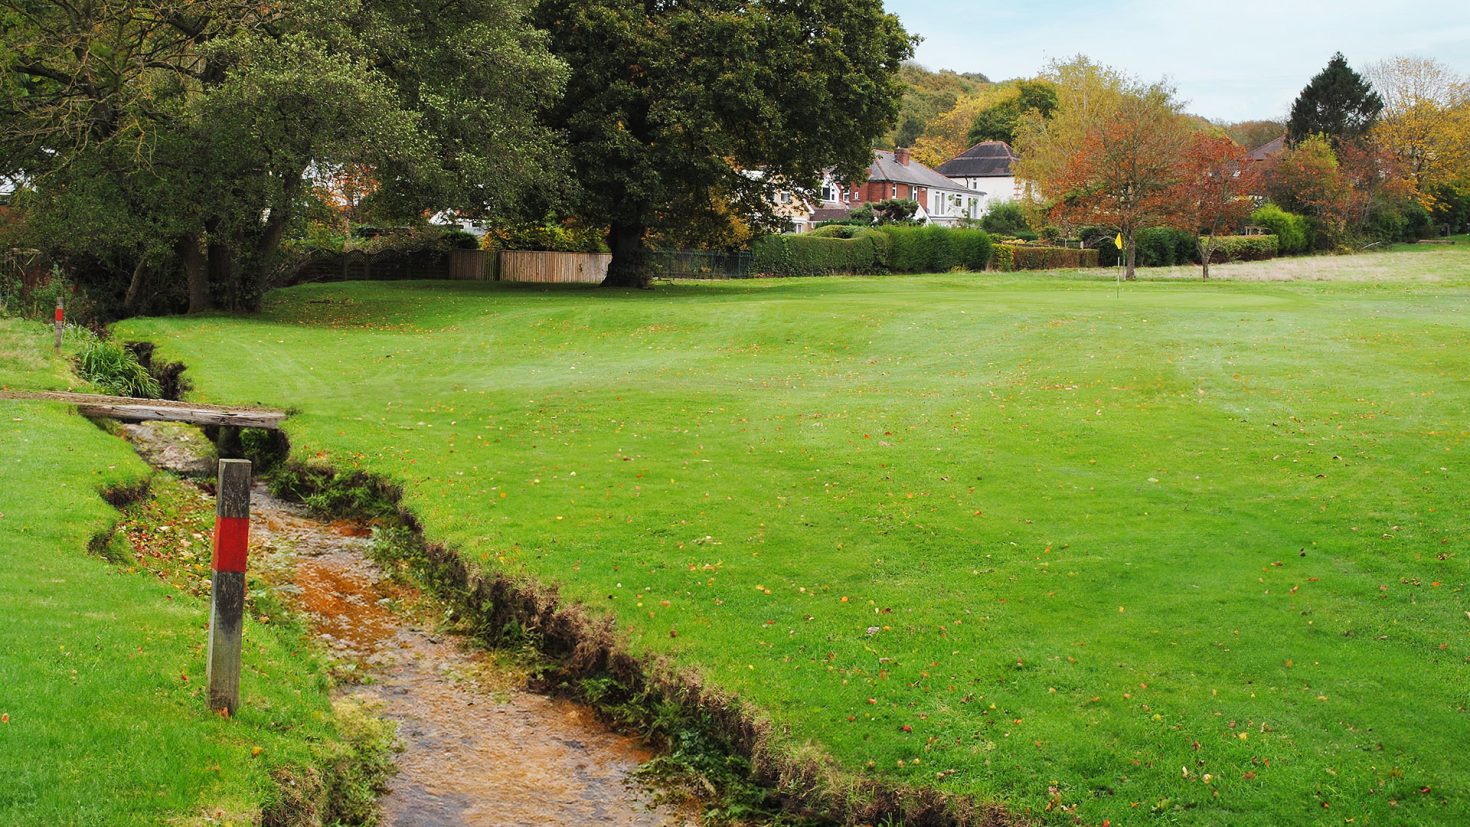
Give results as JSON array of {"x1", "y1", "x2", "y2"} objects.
[
  {"x1": 995, "y1": 245, "x2": 1100, "y2": 271},
  {"x1": 751, "y1": 232, "x2": 886, "y2": 276},
  {"x1": 1136, "y1": 227, "x2": 1198, "y2": 267},
  {"x1": 1250, "y1": 204, "x2": 1310, "y2": 254},
  {"x1": 993, "y1": 244, "x2": 1014, "y2": 271},
  {"x1": 879, "y1": 226, "x2": 992, "y2": 273},
  {"x1": 1206, "y1": 234, "x2": 1278, "y2": 262},
  {"x1": 751, "y1": 226, "x2": 993, "y2": 277}
]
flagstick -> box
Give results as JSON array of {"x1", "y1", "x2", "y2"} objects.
[{"x1": 1116, "y1": 234, "x2": 1123, "y2": 299}]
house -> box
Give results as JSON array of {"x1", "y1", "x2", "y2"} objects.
[
  {"x1": 856, "y1": 149, "x2": 983, "y2": 226},
  {"x1": 773, "y1": 178, "x2": 851, "y2": 233},
  {"x1": 1246, "y1": 136, "x2": 1287, "y2": 163},
  {"x1": 937, "y1": 141, "x2": 1021, "y2": 214},
  {"x1": 777, "y1": 149, "x2": 985, "y2": 231}
]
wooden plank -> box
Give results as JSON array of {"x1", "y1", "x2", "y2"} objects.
[
  {"x1": 76, "y1": 403, "x2": 285, "y2": 429},
  {"x1": 1, "y1": 390, "x2": 286, "y2": 429},
  {"x1": 499, "y1": 250, "x2": 611, "y2": 284}
]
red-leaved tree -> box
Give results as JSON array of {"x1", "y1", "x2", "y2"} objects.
[
  {"x1": 1170, "y1": 134, "x2": 1261, "y2": 279},
  {"x1": 1047, "y1": 90, "x2": 1190, "y2": 279}
]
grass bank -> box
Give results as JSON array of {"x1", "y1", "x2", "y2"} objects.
[
  {"x1": 0, "y1": 318, "x2": 388, "y2": 825},
  {"x1": 116, "y1": 248, "x2": 1470, "y2": 825}
]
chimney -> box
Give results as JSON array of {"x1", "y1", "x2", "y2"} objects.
[{"x1": 894, "y1": 147, "x2": 911, "y2": 166}]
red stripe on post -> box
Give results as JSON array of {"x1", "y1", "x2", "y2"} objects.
[
  {"x1": 55, "y1": 306, "x2": 63, "y2": 323},
  {"x1": 212, "y1": 516, "x2": 250, "y2": 573}
]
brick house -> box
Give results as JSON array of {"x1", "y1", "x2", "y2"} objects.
[
  {"x1": 850, "y1": 149, "x2": 983, "y2": 226},
  {"x1": 782, "y1": 149, "x2": 984, "y2": 230}
]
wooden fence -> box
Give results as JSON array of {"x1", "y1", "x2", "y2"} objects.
[{"x1": 499, "y1": 250, "x2": 611, "y2": 284}]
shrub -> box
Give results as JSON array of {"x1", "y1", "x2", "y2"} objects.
[
  {"x1": 979, "y1": 202, "x2": 1031, "y2": 236},
  {"x1": 998, "y1": 245, "x2": 1099, "y2": 271},
  {"x1": 751, "y1": 233, "x2": 883, "y2": 276},
  {"x1": 1363, "y1": 199, "x2": 1434, "y2": 245},
  {"x1": 77, "y1": 334, "x2": 161, "y2": 398},
  {"x1": 881, "y1": 225, "x2": 931, "y2": 272},
  {"x1": 861, "y1": 228, "x2": 893, "y2": 270},
  {"x1": 483, "y1": 219, "x2": 607, "y2": 253},
  {"x1": 1136, "y1": 227, "x2": 1198, "y2": 267},
  {"x1": 1207, "y1": 234, "x2": 1279, "y2": 262},
  {"x1": 951, "y1": 229, "x2": 994, "y2": 272},
  {"x1": 752, "y1": 226, "x2": 989, "y2": 277},
  {"x1": 880, "y1": 226, "x2": 993, "y2": 273},
  {"x1": 850, "y1": 198, "x2": 921, "y2": 226},
  {"x1": 807, "y1": 225, "x2": 860, "y2": 239},
  {"x1": 1250, "y1": 204, "x2": 1310, "y2": 254},
  {"x1": 992, "y1": 244, "x2": 1015, "y2": 272},
  {"x1": 1077, "y1": 227, "x2": 1121, "y2": 267},
  {"x1": 440, "y1": 229, "x2": 481, "y2": 250}
]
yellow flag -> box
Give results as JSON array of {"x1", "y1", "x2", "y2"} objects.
[{"x1": 1114, "y1": 233, "x2": 1124, "y2": 251}]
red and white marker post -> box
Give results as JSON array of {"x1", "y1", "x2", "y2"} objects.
[
  {"x1": 207, "y1": 459, "x2": 252, "y2": 715},
  {"x1": 53, "y1": 297, "x2": 63, "y2": 354}
]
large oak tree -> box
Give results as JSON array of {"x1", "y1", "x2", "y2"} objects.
[
  {"x1": 2, "y1": 0, "x2": 565, "y2": 313},
  {"x1": 533, "y1": 0, "x2": 913, "y2": 287}
]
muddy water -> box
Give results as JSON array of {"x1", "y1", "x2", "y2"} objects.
[{"x1": 122, "y1": 424, "x2": 694, "y2": 827}]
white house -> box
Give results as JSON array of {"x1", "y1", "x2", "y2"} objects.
[{"x1": 937, "y1": 141, "x2": 1021, "y2": 214}]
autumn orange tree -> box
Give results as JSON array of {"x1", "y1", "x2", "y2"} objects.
[
  {"x1": 1265, "y1": 135, "x2": 1360, "y2": 247},
  {"x1": 1169, "y1": 134, "x2": 1260, "y2": 279},
  {"x1": 1042, "y1": 86, "x2": 1190, "y2": 279}
]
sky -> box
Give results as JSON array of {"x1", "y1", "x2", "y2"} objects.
[{"x1": 883, "y1": 0, "x2": 1470, "y2": 123}]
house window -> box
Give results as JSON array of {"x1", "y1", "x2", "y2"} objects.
[{"x1": 821, "y1": 183, "x2": 836, "y2": 202}]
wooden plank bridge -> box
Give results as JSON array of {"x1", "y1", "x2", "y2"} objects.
[{"x1": 0, "y1": 390, "x2": 286, "y2": 430}]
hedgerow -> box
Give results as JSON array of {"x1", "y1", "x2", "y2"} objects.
[
  {"x1": 995, "y1": 245, "x2": 1100, "y2": 271},
  {"x1": 751, "y1": 226, "x2": 992, "y2": 276},
  {"x1": 1207, "y1": 234, "x2": 1279, "y2": 262},
  {"x1": 750, "y1": 233, "x2": 885, "y2": 276}
]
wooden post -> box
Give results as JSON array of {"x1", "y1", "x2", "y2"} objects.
[
  {"x1": 53, "y1": 297, "x2": 63, "y2": 353},
  {"x1": 207, "y1": 459, "x2": 252, "y2": 715}
]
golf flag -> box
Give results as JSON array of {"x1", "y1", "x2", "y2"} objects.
[{"x1": 1114, "y1": 233, "x2": 1124, "y2": 251}]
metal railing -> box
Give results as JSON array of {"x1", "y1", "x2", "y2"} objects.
[{"x1": 645, "y1": 250, "x2": 754, "y2": 280}]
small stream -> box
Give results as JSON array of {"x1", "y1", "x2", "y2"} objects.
[{"x1": 123, "y1": 423, "x2": 695, "y2": 826}]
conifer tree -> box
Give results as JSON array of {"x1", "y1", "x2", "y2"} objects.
[{"x1": 1287, "y1": 53, "x2": 1384, "y2": 147}]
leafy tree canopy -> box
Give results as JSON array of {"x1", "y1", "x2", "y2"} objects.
[
  {"x1": 533, "y1": 0, "x2": 914, "y2": 286},
  {"x1": 966, "y1": 80, "x2": 1057, "y2": 146},
  {"x1": 1, "y1": 0, "x2": 566, "y2": 313}
]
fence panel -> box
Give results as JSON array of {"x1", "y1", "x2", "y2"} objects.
[
  {"x1": 448, "y1": 249, "x2": 491, "y2": 280},
  {"x1": 499, "y1": 251, "x2": 611, "y2": 284}
]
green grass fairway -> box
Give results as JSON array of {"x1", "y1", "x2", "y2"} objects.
[
  {"x1": 120, "y1": 249, "x2": 1470, "y2": 825},
  {"x1": 0, "y1": 319, "x2": 352, "y2": 825}
]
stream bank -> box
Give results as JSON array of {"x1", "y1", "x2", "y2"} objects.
[{"x1": 120, "y1": 422, "x2": 695, "y2": 826}]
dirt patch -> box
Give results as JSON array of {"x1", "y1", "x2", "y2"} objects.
[{"x1": 247, "y1": 478, "x2": 696, "y2": 826}]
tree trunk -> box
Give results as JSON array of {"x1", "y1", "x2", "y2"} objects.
[
  {"x1": 1198, "y1": 238, "x2": 1212, "y2": 280},
  {"x1": 207, "y1": 237, "x2": 235, "y2": 308},
  {"x1": 179, "y1": 233, "x2": 211, "y2": 313},
  {"x1": 123, "y1": 256, "x2": 148, "y2": 314},
  {"x1": 256, "y1": 175, "x2": 300, "y2": 264},
  {"x1": 1124, "y1": 232, "x2": 1137, "y2": 281},
  {"x1": 603, "y1": 223, "x2": 649, "y2": 288}
]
